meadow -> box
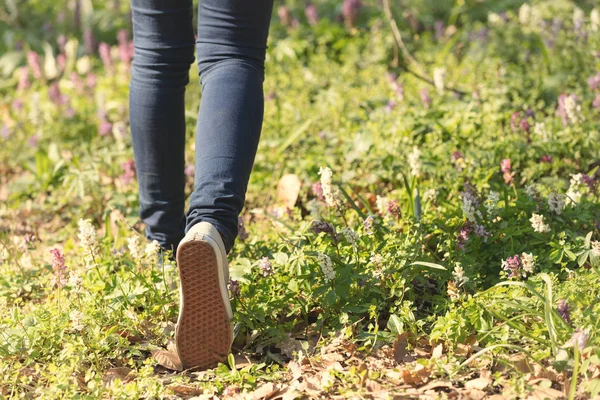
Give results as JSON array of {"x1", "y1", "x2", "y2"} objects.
[{"x1": 1, "y1": 0, "x2": 600, "y2": 398}]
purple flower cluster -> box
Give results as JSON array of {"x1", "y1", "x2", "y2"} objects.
[
  {"x1": 120, "y1": 159, "x2": 136, "y2": 185},
  {"x1": 342, "y1": 0, "x2": 363, "y2": 28},
  {"x1": 312, "y1": 182, "x2": 325, "y2": 202},
  {"x1": 581, "y1": 174, "x2": 598, "y2": 193},
  {"x1": 387, "y1": 200, "x2": 400, "y2": 219},
  {"x1": 305, "y1": 4, "x2": 319, "y2": 26},
  {"x1": 557, "y1": 299, "x2": 571, "y2": 325},
  {"x1": 539, "y1": 155, "x2": 553, "y2": 164},
  {"x1": 501, "y1": 158, "x2": 513, "y2": 185},
  {"x1": 50, "y1": 248, "x2": 67, "y2": 287},
  {"x1": 258, "y1": 257, "x2": 273, "y2": 277},
  {"x1": 589, "y1": 72, "x2": 600, "y2": 91},
  {"x1": 387, "y1": 73, "x2": 404, "y2": 102},
  {"x1": 502, "y1": 254, "x2": 522, "y2": 278}
]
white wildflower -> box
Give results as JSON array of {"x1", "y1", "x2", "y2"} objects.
[
  {"x1": 488, "y1": 13, "x2": 503, "y2": 25},
  {"x1": 485, "y1": 191, "x2": 500, "y2": 216},
  {"x1": 317, "y1": 253, "x2": 335, "y2": 282},
  {"x1": 566, "y1": 173, "x2": 583, "y2": 205},
  {"x1": 127, "y1": 236, "x2": 144, "y2": 262},
  {"x1": 525, "y1": 184, "x2": 538, "y2": 199},
  {"x1": 77, "y1": 219, "x2": 97, "y2": 255},
  {"x1": 520, "y1": 252, "x2": 535, "y2": 274},
  {"x1": 592, "y1": 8, "x2": 600, "y2": 32},
  {"x1": 0, "y1": 244, "x2": 8, "y2": 262},
  {"x1": 564, "y1": 95, "x2": 581, "y2": 125},
  {"x1": 144, "y1": 240, "x2": 161, "y2": 261},
  {"x1": 67, "y1": 271, "x2": 82, "y2": 289},
  {"x1": 433, "y1": 67, "x2": 446, "y2": 94},
  {"x1": 340, "y1": 228, "x2": 359, "y2": 247},
  {"x1": 70, "y1": 310, "x2": 85, "y2": 331},
  {"x1": 533, "y1": 122, "x2": 550, "y2": 142},
  {"x1": 376, "y1": 195, "x2": 389, "y2": 215},
  {"x1": 547, "y1": 193, "x2": 565, "y2": 215},
  {"x1": 573, "y1": 7, "x2": 585, "y2": 27},
  {"x1": 530, "y1": 213, "x2": 550, "y2": 233},
  {"x1": 319, "y1": 166, "x2": 342, "y2": 208},
  {"x1": 408, "y1": 147, "x2": 421, "y2": 177},
  {"x1": 452, "y1": 264, "x2": 469, "y2": 286},
  {"x1": 424, "y1": 188, "x2": 437, "y2": 203},
  {"x1": 591, "y1": 241, "x2": 600, "y2": 256},
  {"x1": 462, "y1": 192, "x2": 479, "y2": 223},
  {"x1": 370, "y1": 254, "x2": 384, "y2": 277},
  {"x1": 519, "y1": 4, "x2": 531, "y2": 25}
]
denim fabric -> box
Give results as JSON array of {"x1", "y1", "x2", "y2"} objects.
[{"x1": 129, "y1": 0, "x2": 274, "y2": 254}]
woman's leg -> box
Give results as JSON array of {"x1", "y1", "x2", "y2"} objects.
[
  {"x1": 129, "y1": 0, "x2": 195, "y2": 253},
  {"x1": 185, "y1": 0, "x2": 274, "y2": 254}
]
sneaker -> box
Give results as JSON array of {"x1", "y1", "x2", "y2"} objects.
[{"x1": 174, "y1": 221, "x2": 233, "y2": 370}]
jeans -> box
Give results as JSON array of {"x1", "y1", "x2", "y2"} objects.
[{"x1": 129, "y1": 0, "x2": 274, "y2": 254}]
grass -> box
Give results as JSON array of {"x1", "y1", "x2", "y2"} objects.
[{"x1": 1, "y1": 0, "x2": 600, "y2": 398}]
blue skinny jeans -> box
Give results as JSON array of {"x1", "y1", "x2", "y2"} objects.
[{"x1": 129, "y1": 0, "x2": 274, "y2": 254}]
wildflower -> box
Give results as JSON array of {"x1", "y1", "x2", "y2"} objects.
[
  {"x1": 571, "y1": 329, "x2": 590, "y2": 350},
  {"x1": 340, "y1": 228, "x2": 359, "y2": 250},
  {"x1": 539, "y1": 155, "x2": 553, "y2": 164},
  {"x1": 501, "y1": 158, "x2": 513, "y2": 185},
  {"x1": 312, "y1": 220, "x2": 335, "y2": 236},
  {"x1": 376, "y1": 196, "x2": 389, "y2": 215},
  {"x1": 452, "y1": 264, "x2": 469, "y2": 286},
  {"x1": 424, "y1": 189, "x2": 437, "y2": 203},
  {"x1": 387, "y1": 200, "x2": 400, "y2": 218},
  {"x1": 564, "y1": 95, "x2": 581, "y2": 125},
  {"x1": 433, "y1": 67, "x2": 446, "y2": 94},
  {"x1": 447, "y1": 280, "x2": 460, "y2": 301},
  {"x1": 312, "y1": 182, "x2": 325, "y2": 202},
  {"x1": 17, "y1": 67, "x2": 30, "y2": 91},
  {"x1": 502, "y1": 254, "x2": 522, "y2": 278},
  {"x1": 533, "y1": 122, "x2": 549, "y2": 141},
  {"x1": 557, "y1": 299, "x2": 571, "y2": 324},
  {"x1": 258, "y1": 257, "x2": 272, "y2": 277},
  {"x1": 228, "y1": 279, "x2": 240, "y2": 297},
  {"x1": 317, "y1": 253, "x2": 335, "y2": 282},
  {"x1": 386, "y1": 100, "x2": 397, "y2": 112},
  {"x1": 184, "y1": 164, "x2": 195, "y2": 177},
  {"x1": 474, "y1": 224, "x2": 491, "y2": 239},
  {"x1": 461, "y1": 190, "x2": 480, "y2": 223},
  {"x1": 318, "y1": 167, "x2": 342, "y2": 208},
  {"x1": 457, "y1": 223, "x2": 472, "y2": 248},
  {"x1": 582, "y1": 174, "x2": 597, "y2": 193},
  {"x1": 67, "y1": 271, "x2": 82, "y2": 289},
  {"x1": 117, "y1": 29, "x2": 132, "y2": 65},
  {"x1": 342, "y1": 0, "x2": 362, "y2": 28},
  {"x1": 420, "y1": 88, "x2": 431, "y2": 109},
  {"x1": 591, "y1": 241, "x2": 600, "y2": 256},
  {"x1": 86, "y1": 72, "x2": 97, "y2": 91},
  {"x1": 519, "y1": 4, "x2": 531, "y2": 25},
  {"x1": 27, "y1": 51, "x2": 42, "y2": 79},
  {"x1": 547, "y1": 193, "x2": 565, "y2": 215},
  {"x1": 363, "y1": 215, "x2": 374, "y2": 235},
  {"x1": 50, "y1": 248, "x2": 67, "y2": 287},
  {"x1": 28, "y1": 135, "x2": 38, "y2": 148},
  {"x1": 530, "y1": 213, "x2": 550, "y2": 233},
  {"x1": 127, "y1": 236, "x2": 142, "y2": 261},
  {"x1": 78, "y1": 219, "x2": 97, "y2": 255},
  {"x1": 485, "y1": 191, "x2": 500, "y2": 216},
  {"x1": 589, "y1": 72, "x2": 600, "y2": 91},
  {"x1": 238, "y1": 217, "x2": 248, "y2": 241},
  {"x1": 434, "y1": 20, "x2": 445, "y2": 41},
  {"x1": 525, "y1": 184, "x2": 538, "y2": 199},
  {"x1": 592, "y1": 9, "x2": 599, "y2": 32},
  {"x1": 70, "y1": 310, "x2": 85, "y2": 331},
  {"x1": 566, "y1": 173, "x2": 584, "y2": 205},
  {"x1": 408, "y1": 147, "x2": 421, "y2": 177},
  {"x1": 370, "y1": 254, "x2": 383, "y2": 267},
  {"x1": 520, "y1": 252, "x2": 535, "y2": 274},
  {"x1": 277, "y1": 6, "x2": 292, "y2": 26},
  {"x1": 144, "y1": 240, "x2": 161, "y2": 261},
  {"x1": 120, "y1": 159, "x2": 136, "y2": 185},
  {"x1": 0, "y1": 125, "x2": 9, "y2": 139},
  {"x1": 557, "y1": 94, "x2": 581, "y2": 126},
  {"x1": 99, "y1": 120, "x2": 113, "y2": 137},
  {"x1": 305, "y1": 4, "x2": 318, "y2": 26}
]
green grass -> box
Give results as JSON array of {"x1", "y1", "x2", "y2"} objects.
[{"x1": 1, "y1": 0, "x2": 600, "y2": 398}]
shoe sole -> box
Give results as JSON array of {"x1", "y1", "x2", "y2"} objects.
[{"x1": 175, "y1": 237, "x2": 232, "y2": 370}]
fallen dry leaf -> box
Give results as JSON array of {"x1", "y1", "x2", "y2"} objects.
[
  {"x1": 464, "y1": 389, "x2": 486, "y2": 400},
  {"x1": 234, "y1": 353, "x2": 253, "y2": 369},
  {"x1": 287, "y1": 360, "x2": 303, "y2": 381},
  {"x1": 151, "y1": 349, "x2": 183, "y2": 371},
  {"x1": 276, "y1": 174, "x2": 302, "y2": 209},
  {"x1": 249, "y1": 382, "x2": 280, "y2": 400},
  {"x1": 102, "y1": 367, "x2": 134, "y2": 386},
  {"x1": 168, "y1": 385, "x2": 203, "y2": 396},
  {"x1": 455, "y1": 343, "x2": 472, "y2": 357},
  {"x1": 526, "y1": 386, "x2": 565, "y2": 400},
  {"x1": 510, "y1": 354, "x2": 533, "y2": 374},
  {"x1": 464, "y1": 377, "x2": 491, "y2": 391}
]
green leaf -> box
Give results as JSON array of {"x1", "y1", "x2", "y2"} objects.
[
  {"x1": 387, "y1": 314, "x2": 404, "y2": 335},
  {"x1": 410, "y1": 261, "x2": 446, "y2": 270}
]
